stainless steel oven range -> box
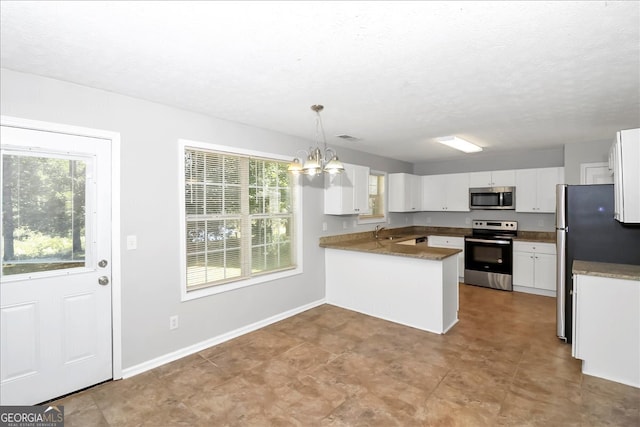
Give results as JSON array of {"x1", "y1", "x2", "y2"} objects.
[{"x1": 464, "y1": 220, "x2": 517, "y2": 291}]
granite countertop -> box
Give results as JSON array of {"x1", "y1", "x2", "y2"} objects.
[
  {"x1": 573, "y1": 260, "x2": 640, "y2": 281},
  {"x1": 319, "y1": 235, "x2": 461, "y2": 261},
  {"x1": 319, "y1": 226, "x2": 555, "y2": 261},
  {"x1": 319, "y1": 225, "x2": 556, "y2": 245},
  {"x1": 513, "y1": 231, "x2": 556, "y2": 244}
]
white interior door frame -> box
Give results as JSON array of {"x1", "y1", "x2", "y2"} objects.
[
  {"x1": 580, "y1": 161, "x2": 614, "y2": 185},
  {"x1": 1, "y1": 115, "x2": 122, "y2": 380}
]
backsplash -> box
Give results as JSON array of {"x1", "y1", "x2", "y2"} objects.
[{"x1": 412, "y1": 211, "x2": 556, "y2": 232}]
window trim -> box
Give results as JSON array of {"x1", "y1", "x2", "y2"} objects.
[
  {"x1": 178, "y1": 139, "x2": 303, "y2": 301},
  {"x1": 358, "y1": 170, "x2": 388, "y2": 225}
]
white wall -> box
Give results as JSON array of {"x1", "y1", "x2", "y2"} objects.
[
  {"x1": 563, "y1": 139, "x2": 611, "y2": 185},
  {"x1": 410, "y1": 138, "x2": 615, "y2": 231},
  {"x1": 5, "y1": 67, "x2": 613, "y2": 370},
  {"x1": 413, "y1": 211, "x2": 555, "y2": 232},
  {"x1": 0, "y1": 69, "x2": 411, "y2": 370},
  {"x1": 413, "y1": 146, "x2": 564, "y2": 175},
  {"x1": 411, "y1": 147, "x2": 563, "y2": 231}
]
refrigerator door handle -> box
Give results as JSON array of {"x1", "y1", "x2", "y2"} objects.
[
  {"x1": 556, "y1": 228, "x2": 567, "y2": 340},
  {"x1": 556, "y1": 184, "x2": 567, "y2": 229}
]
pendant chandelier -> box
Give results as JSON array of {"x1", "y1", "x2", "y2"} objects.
[{"x1": 288, "y1": 105, "x2": 345, "y2": 176}]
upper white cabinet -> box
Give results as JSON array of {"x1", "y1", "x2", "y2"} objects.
[
  {"x1": 422, "y1": 173, "x2": 470, "y2": 212},
  {"x1": 515, "y1": 167, "x2": 564, "y2": 213},
  {"x1": 609, "y1": 128, "x2": 640, "y2": 223},
  {"x1": 324, "y1": 163, "x2": 370, "y2": 215},
  {"x1": 389, "y1": 173, "x2": 422, "y2": 212},
  {"x1": 469, "y1": 170, "x2": 515, "y2": 188}
]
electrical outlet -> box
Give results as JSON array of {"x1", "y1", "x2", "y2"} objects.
[
  {"x1": 352, "y1": 220, "x2": 357, "y2": 228},
  {"x1": 169, "y1": 315, "x2": 179, "y2": 330},
  {"x1": 322, "y1": 222, "x2": 328, "y2": 231},
  {"x1": 126, "y1": 235, "x2": 137, "y2": 250},
  {"x1": 343, "y1": 221, "x2": 347, "y2": 229}
]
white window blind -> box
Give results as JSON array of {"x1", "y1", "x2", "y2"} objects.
[
  {"x1": 184, "y1": 147, "x2": 295, "y2": 291},
  {"x1": 359, "y1": 171, "x2": 386, "y2": 223}
]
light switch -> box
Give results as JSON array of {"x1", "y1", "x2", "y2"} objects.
[{"x1": 126, "y1": 235, "x2": 137, "y2": 250}]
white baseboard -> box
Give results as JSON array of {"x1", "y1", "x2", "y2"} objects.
[
  {"x1": 121, "y1": 298, "x2": 326, "y2": 379},
  {"x1": 513, "y1": 285, "x2": 556, "y2": 298}
]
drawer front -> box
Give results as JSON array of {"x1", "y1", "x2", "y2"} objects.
[
  {"x1": 513, "y1": 241, "x2": 556, "y2": 255},
  {"x1": 428, "y1": 235, "x2": 464, "y2": 248}
]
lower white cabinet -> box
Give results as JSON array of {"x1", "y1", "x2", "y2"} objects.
[
  {"x1": 513, "y1": 241, "x2": 556, "y2": 296},
  {"x1": 325, "y1": 248, "x2": 459, "y2": 334},
  {"x1": 573, "y1": 273, "x2": 640, "y2": 388},
  {"x1": 428, "y1": 235, "x2": 465, "y2": 281}
]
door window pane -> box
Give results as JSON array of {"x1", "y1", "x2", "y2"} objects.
[{"x1": 2, "y1": 154, "x2": 86, "y2": 276}]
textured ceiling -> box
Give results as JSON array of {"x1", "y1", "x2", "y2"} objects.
[{"x1": 1, "y1": 1, "x2": 639, "y2": 163}]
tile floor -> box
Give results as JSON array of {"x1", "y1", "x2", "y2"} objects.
[{"x1": 54, "y1": 284, "x2": 639, "y2": 426}]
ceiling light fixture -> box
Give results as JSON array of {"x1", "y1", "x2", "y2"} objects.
[
  {"x1": 288, "y1": 105, "x2": 345, "y2": 176},
  {"x1": 436, "y1": 136, "x2": 483, "y2": 153}
]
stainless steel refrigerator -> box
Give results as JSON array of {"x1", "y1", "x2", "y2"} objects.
[{"x1": 556, "y1": 184, "x2": 640, "y2": 343}]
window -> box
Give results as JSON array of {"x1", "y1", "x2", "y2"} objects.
[
  {"x1": 2, "y1": 151, "x2": 89, "y2": 277},
  {"x1": 358, "y1": 171, "x2": 387, "y2": 224},
  {"x1": 181, "y1": 141, "x2": 300, "y2": 299}
]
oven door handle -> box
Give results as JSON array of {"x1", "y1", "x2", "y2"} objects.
[{"x1": 465, "y1": 238, "x2": 512, "y2": 245}]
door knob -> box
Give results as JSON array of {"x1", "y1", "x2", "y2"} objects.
[
  {"x1": 98, "y1": 276, "x2": 110, "y2": 286},
  {"x1": 98, "y1": 259, "x2": 108, "y2": 268}
]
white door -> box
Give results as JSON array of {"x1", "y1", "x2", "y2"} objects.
[
  {"x1": 580, "y1": 162, "x2": 614, "y2": 185},
  {"x1": 1, "y1": 125, "x2": 112, "y2": 405}
]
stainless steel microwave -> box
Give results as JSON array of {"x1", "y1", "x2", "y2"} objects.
[{"x1": 469, "y1": 186, "x2": 515, "y2": 210}]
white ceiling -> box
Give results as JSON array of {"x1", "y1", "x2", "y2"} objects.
[{"x1": 1, "y1": 1, "x2": 639, "y2": 163}]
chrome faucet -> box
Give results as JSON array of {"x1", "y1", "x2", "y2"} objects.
[{"x1": 374, "y1": 225, "x2": 385, "y2": 239}]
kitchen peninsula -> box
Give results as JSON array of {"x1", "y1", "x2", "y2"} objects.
[{"x1": 320, "y1": 229, "x2": 461, "y2": 334}]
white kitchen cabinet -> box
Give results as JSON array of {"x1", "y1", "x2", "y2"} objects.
[
  {"x1": 572, "y1": 273, "x2": 640, "y2": 388},
  {"x1": 515, "y1": 167, "x2": 564, "y2": 213},
  {"x1": 421, "y1": 173, "x2": 470, "y2": 212},
  {"x1": 325, "y1": 248, "x2": 459, "y2": 334},
  {"x1": 468, "y1": 170, "x2": 515, "y2": 188},
  {"x1": 324, "y1": 163, "x2": 370, "y2": 215},
  {"x1": 609, "y1": 128, "x2": 640, "y2": 223},
  {"x1": 428, "y1": 235, "x2": 465, "y2": 281},
  {"x1": 388, "y1": 173, "x2": 422, "y2": 212},
  {"x1": 421, "y1": 175, "x2": 444, "y2": 211},
  {"x1": 513, "y1": 241, "x2": 556, "y2": 296}
]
